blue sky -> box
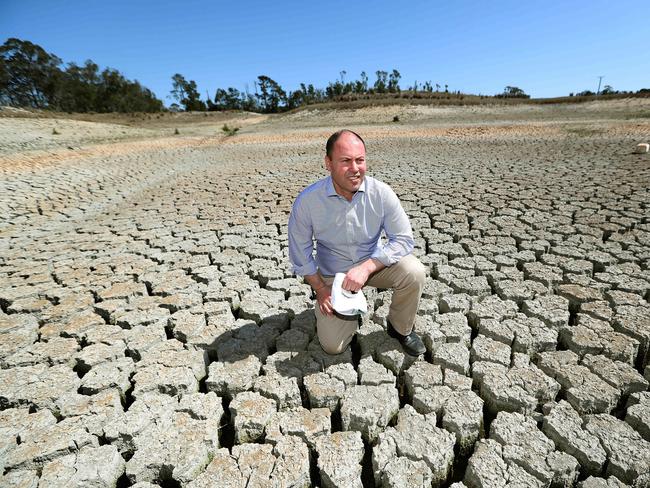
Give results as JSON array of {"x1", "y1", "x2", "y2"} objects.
[{"x1": 1, "y1": 0, "x2": 648, "y2": 105}]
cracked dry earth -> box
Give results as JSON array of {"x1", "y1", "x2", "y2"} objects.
[{"x1": 1, "y1": 102, "x2": 650, "y2": 488}]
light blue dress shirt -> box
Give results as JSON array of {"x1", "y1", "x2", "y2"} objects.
[{"x1": 288, "y1": 176, "x2": 414, "y2": 277}]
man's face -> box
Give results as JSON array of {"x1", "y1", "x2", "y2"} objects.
[{"x1": 325, "y1": 133, "x2": 366, "y2": 201}]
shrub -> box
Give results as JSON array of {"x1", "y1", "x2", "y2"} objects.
[{"x1": 222, "y1": 124, "x2": 239, "y2": 136}]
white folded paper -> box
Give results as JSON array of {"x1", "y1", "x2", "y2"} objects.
[{"x1": 330, "y1": 273, "x2": 368, "y2": 316}]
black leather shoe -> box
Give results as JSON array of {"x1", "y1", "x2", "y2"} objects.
[{"x1": 387, "y1": 321, "x2": 426, "y2": 356}]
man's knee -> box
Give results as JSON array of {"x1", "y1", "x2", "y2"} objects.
[
  {"x1": 402, "y1": 255, "x2": 427, "y2": 288},
  {"x1": 318, "y1": 339, "x2": 348, "y2": 355},
  {"x1": 413, "y1": 259, "x2": 427, "y2": 286},
  {"x1": 314, "y1": 311, "x2": 356, "y2": 355}
]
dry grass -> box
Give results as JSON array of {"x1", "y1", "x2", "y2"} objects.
[
  {"x1": 564, "y1": 126, "x2": 606, "y2": 137},
  {"x1": 0, "y1": 106, "x2": 264, "y2": 129}
]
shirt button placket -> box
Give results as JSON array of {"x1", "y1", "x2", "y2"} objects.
[{"x1": 346, "y1": 202, "x2": 354, "y2": 260}]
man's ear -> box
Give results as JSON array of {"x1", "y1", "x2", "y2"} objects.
[{"x1": 324, "y1": 155, "x2": 332, "y2": 172}]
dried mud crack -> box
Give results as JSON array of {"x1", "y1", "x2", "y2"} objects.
[{"x1": 1, "y1": 101, "x2": 650, "y2": 487}]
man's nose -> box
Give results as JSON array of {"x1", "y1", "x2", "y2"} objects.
[{"x1": 349, "y1": 161, "x2": 359, "y2": 173}]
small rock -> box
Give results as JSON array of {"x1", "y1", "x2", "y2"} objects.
[
  {"x1": 584, "y1": 413, "x2": 650, "y2": 484},
  {"x1": 304, "y1": 372, "x2": 345, "y2": 412},
  {"x1": 381, "y1": 456, "x2": 433, "y2": 488},
  {"x1": 205, "y1": 356, "x2": 261, "y2": 399},
  {"x1": 480, "y1": 363, "x2": 560, "y2": 414},
  {"x1": 340, "y1": 384, "x2": 400, "y2": 442},
  {"x1": 315, "y1": 431, "x2": 364, "y2": 488},
  {"x1": 253, "y1": 371, "x2": 302, "y2": 411},
  {"x1": 542, "y1": 400, "x2": 607, "y2": 476},
  {"x1": 439, "y1": 293, "x2": 472, "y2": 314},
  {"x1": 471, "y1": 335, "x2": 511, "y2": 367},
  {"x1": 404, "y1": 361, "x2": 443, "y2": 396},
  {"x1": 464, "y1": 439, "x2": 508, "y2": 488},
  {"x1": 373, "y1": 405, "x2": 455, "y2": 486},
  {"x1": 437, "y1": 312, "x2": 472, "y2": 345},
  {"x1": 626, "y1": 392, "x2": 650, "y2": 442},
  {"x1": 265, "y1": 407, "x2": 331, "y2": 448},
  {"x1": 433, "y1": 342, "x2": 470, "y2": 375},
  {"x1": 376, "y1": 336, "x2": 419, "y2": 375},
  {"x1": 4, "y1": 418, "x2": 98, "y2": 471},
  {"x1": 634, "y1": 142, "x2": 649, "y2": 153},
  {"x1": 38, "y1": 445, "x2": 125, "y2": 488},
  {"x1": 358, "y1": 356, "x2": 396, "y2": 386},
  {"x1": 79, "y1": 357, "x2": 134, "y2": 397},
  {"x1": 230, "y1": 391, "x2": 277, "y2": 444}
]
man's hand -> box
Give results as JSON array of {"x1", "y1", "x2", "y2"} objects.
[
  {"x1": 315, "y1": 284, "x2": 334, "y2": 316},
  {"x1": 342, "y1": 265, "x2": 370, "y2": 293},
  {"x1": 342, "y1": 258, "x2": 385, "y2": 292},
  {"x1": 304, "y1": 273, "x2": 335, "y2": 316}
]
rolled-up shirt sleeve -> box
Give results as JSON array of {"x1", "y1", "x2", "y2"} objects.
[
  {"x1": 370, "y1": 186, "x2": 414, "y2": 266},
  {"x1": 288, "y1": 197, "x2": 318, "y2": 276}
]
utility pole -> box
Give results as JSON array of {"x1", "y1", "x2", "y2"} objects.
[{"x1": 597, "y1": 76, "x2": 604, "y2": 95}]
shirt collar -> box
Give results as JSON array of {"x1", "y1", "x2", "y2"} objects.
[{"x1": 326, "y1": 176, "x2": 367, "y2": 198}]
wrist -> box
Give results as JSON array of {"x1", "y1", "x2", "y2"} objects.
[{"x1": 363, "y1": 259, "x2": 380, "y2": 274}]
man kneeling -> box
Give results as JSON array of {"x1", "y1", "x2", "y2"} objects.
[{"x1": 288, "y1": 129, "x2": 426, "y2": 356}]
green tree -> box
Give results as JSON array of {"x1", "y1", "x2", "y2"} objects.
[
  {"x1": 286, "y1": 90, "x2": 304, "y2": 110},
  {"x1": 102, "y1": 67, "x2": 161, "y2": 112},
  {"x1": 333, "y1": 70, "x2": 354, "y2": 96},
  {"x1": 184, "y1": 80, "x2": 205, "y2": 111},
  {"x1": 56, "y1": 62, "x2": 161, "y2": 112},
  {"x1": 501, "y1": 86, "x2": 529, "y2": 98},
  {"x1": 374, "y1": 70, "x2": 388, "y2": 93},
  {"x1": 326, "y1": 80, "x2": 344, "y2": 98},
  {"x1": 239, "y1": 89, "x2": 258, "y2": 112},
  {"x1": 225, "y1": 87, "x2": 241, "y2": 109},
  {"x1": 212, "y1": 87, "x2": 242, "y2": 110},
  {"x1": 388, "y1": 69, "x2": 401, "y2": 93},
  {"x1": 58, "y1": 60, "x2": 100, "y2": 112},
  {"x1": 255, "y1": 75, "x2": 286, "y2": 113},
  {"x1": 170, "y1": 73, "x2": 205, "y2": 111},
  {"x1": 170, "y1": 73, "x2": 187, "y2": 105},
  {"x1": 354, "y1": 71, "x2": 368, "y2": 94},
  {"x1": 0, "y1": 38, "x2": 62, "y2": 108},
  {"x1": 0, "y1": 56, "x2": 8, "y2": 101},
  {"x1": 212, "y1": 88, "x2": 228, "y2": 110},
  {"x1": 600, "y1": 85, "x2": 616, "y2": 95},
  {"x1": 297, "y1": 83, "x2": 322, "y2": 105}
]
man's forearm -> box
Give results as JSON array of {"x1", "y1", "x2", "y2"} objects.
[
  {"x1": 360, "y1": 257, "x2": 386, "y2": 275},
  {"x1": 306, "y1": 259, "x2": 385, "y2": 295},
  {"x1": 340, "y1": 258, "x2": 386, "y2": 293},
  {"x1": 304, "y1": 273, "x2": 328, "y2": 293}
]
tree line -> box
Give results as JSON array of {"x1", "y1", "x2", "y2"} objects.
[
  {"x1": 4, "y1": 37, "x2": 647, "y2": 115},
  {"x1": 169, "y1": 70, "x2": 400, "y2": 113},
  {"x1": 0, "y1": 38, "x2": 162, "y2": 112},
  {"x1": 170, "y1": 69, "x2": 455, "y2": 113},
  {"x1": 0, "y1": 37, "x2": 535, "y2": 114},
  {"x1": 569, "y1": 85, "x2": 643, "y2": 97}
]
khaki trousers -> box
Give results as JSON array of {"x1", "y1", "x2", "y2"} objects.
[{"x1": 314, "y1": 254, "x2": 426, "y2": 355}]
